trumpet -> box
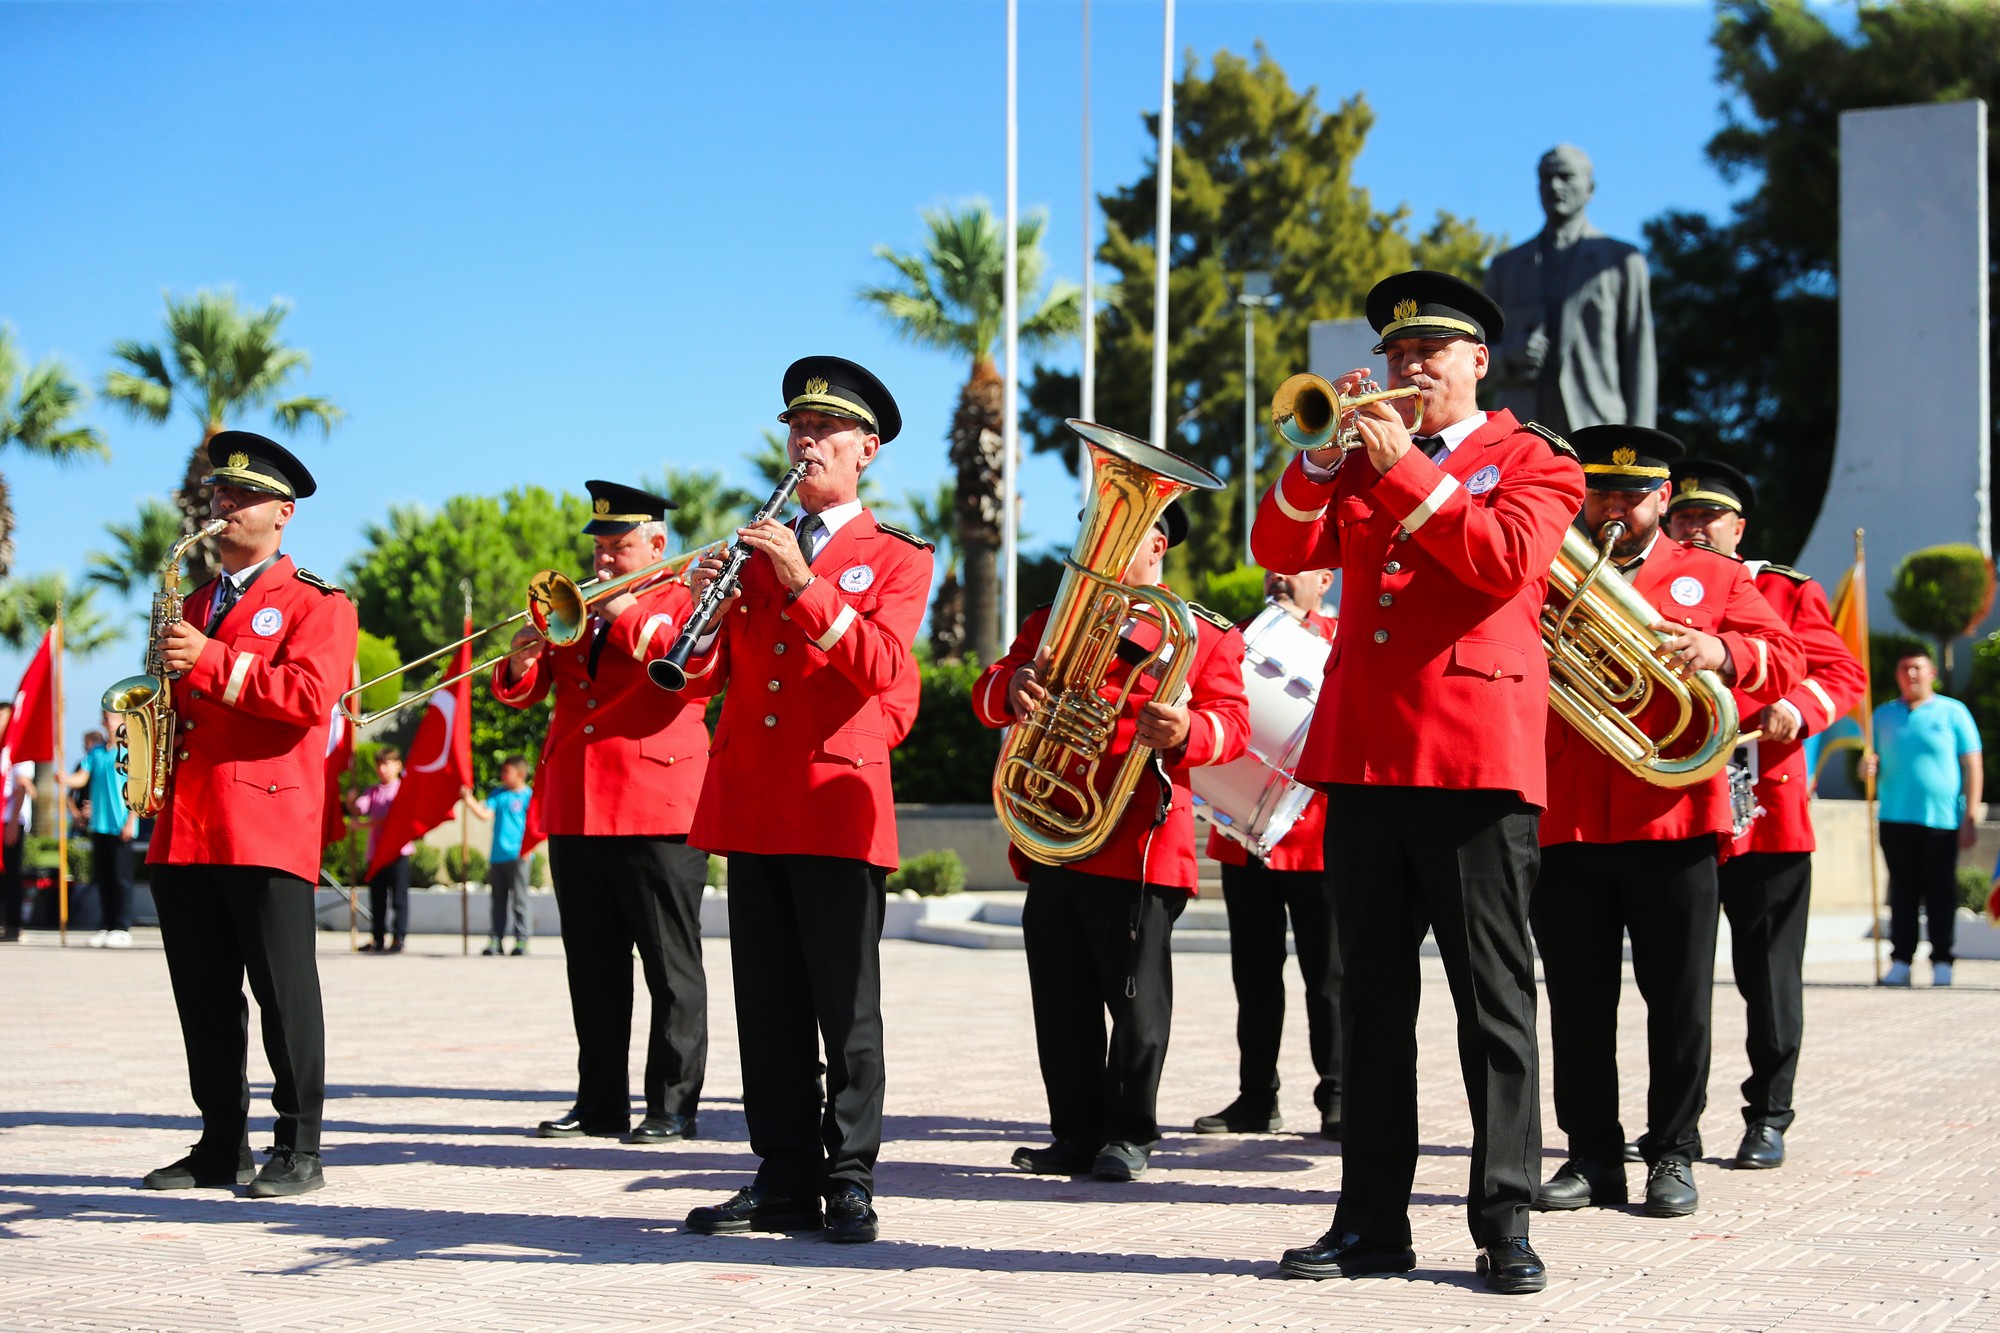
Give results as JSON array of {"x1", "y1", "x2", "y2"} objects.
[
  {"x1": 341, "y1": 541, "x2": 722, "y2": 726},
  {"x1": 1270, "y1": 372, "x2": 1424, "y2": 452}
]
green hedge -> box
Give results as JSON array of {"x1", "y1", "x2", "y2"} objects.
[
  {"x1": 886, "y1": 848, "x2": 965, "y2": 897},
  {"x1": 890, "y1": 654, "x2": 1002, "y2": 805}
]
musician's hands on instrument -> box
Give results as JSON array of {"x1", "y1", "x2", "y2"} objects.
[
  {"x1": 503, "y1": 626, "x2": 544, "y2": 682},
  {"x1": 158, "y1": 620, "x2": 209, "y2": 676},
  {"x1": 688, "y1": 551, "x2": 742, "y2": 614},
  {"x1": 1008, "y1": 652, "x2": 1053, "y2": 720},
  {"x1": 598, "y1": 591, "x2": 639, "y2": 621},
  {"x1": 736, "y1": 517, "x2": 814, "y2": 595},
  {"x1": 1759, "y1": 700, "x2": 1804, "y2": 744},
  {"x1": 1301, "y1": 368, "x2": 1374, "y2": 472},
  {"x1": 1347, "y1": 386, "x2": 1415, "y2": 476},
  {"x1": 1650, "y1": 620, "x2": 1728, "y2": 679},
  {"x1": 1135, "y1": 698, "x2": 1192, "y2": 751}
]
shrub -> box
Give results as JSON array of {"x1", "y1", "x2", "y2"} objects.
[
  {"x1": 886, "y1": 848, "x2": 965, "y2": 897},
  {"x1": 707, "y1": 854, "x2": 725, "y2": 888},
  {"x1": 891, "y1": 654, "x2": 1003, "y2": 804},
  {"x1": 24, "y1": 834, "x2": 90, "y2": 884},
  {"x1": 444, "y1": 845, "x2": 490, "y2": 885},
  {"x1": 1887, "y1": 543, "x2": 1994, "y2": 672},
  {"x1": 1967, "y1": 631, "x2": 2000, "y2": 794},
  {"x1": 1957, "y1": 865, "x2": 1990, "y2": 917},
  {"x1": 410, "y1": 842, "x2": 444, "y2": 886},
  {"x1": 1192, "y1": 564, "x2": 1268, "y2": 624},
  {"x1": 529, "y1": 849, "x2": 550, "y2": 888}
]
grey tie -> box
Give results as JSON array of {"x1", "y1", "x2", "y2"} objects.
[
  {"x1": 798, "y1": 514, "x2": 826, "y2": 562},
  {"x1": 208, "y1": 578, "x2": 241, "y2": 632}
]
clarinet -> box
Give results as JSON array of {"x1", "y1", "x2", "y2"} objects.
[{"x1": 649, "y1": 459, "x2": 811, "y2": 692}]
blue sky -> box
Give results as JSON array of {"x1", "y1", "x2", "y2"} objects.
[{"x1": 2, "y1": 0, "x2": 1746, "y2": 750}]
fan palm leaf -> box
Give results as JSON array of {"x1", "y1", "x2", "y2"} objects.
[{"x1": 0, "y1": 324, "x2": 112, "y2": 579}]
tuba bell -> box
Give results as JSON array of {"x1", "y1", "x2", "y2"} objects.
[
  {"x1": 992, "y1": 420, "x2": 1226, "y2": 865},
  {"x1": 1543, "y1": 520, "x2": 1741, "y2": 787}
]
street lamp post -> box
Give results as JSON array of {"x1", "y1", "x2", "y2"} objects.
[{"x1": 1238, "y1": 271, "x2": 1278, "y2": 568}]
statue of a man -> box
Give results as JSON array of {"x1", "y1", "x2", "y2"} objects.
[{"x1": 1484, "y1": 144, "x2": 1657, "y2": 434}]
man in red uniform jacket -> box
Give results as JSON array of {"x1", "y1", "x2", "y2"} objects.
[
  {"x1": 1194, "y1": 568, "x2": 1344, "y2": 1142},
  {"x1": 1254, "y1": 271, "x2": 1583, "y2": 1295},
  {"x1": 1667, "y1": 459, "x2": 1865, "y2": 1171},
  {"x1": 676, "y1": 357, "x2": 932, "y2": 1245},
  {"x1": 142, "y1": 432, "x2": 358, "y2": 1199},
  {"x1": 494, "y1": 481, "x2": 713, "y2": 1146},
  {"x1": 1533, "y1": 428, "x2": 1805, "y2": 1221},
  {"x1": 975, "y1": 496, "x2": 1249, "y2": 1182}
]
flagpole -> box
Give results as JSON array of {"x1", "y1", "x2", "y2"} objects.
[
  {"x1": 460, "y1": 577, "x2": 474, "y2": 958},
  {"x1": 1854, "y1": 528, "x2": 1884, "y2": 983},
  {"x1": 53, "y1": 604, "x2": 67, "y2": 948}
]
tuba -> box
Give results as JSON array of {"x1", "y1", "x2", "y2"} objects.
[
  {"x1": 1543, "y1": 520, "x2": 1741, "y2": 787},
  {"x1": 993, "y1": 420, "x2": 1225, "y2": 865},
  {"x1": 102, "y1": 519, "x2": 229, "y2": 817}
]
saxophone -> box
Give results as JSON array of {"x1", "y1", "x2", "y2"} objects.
[{"x1": 102, "y1": 519, "x2": 229, "y2": 817}]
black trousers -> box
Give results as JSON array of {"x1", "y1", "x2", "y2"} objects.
[
  {"x1": 0, "y1": 831, "x2": 22, "y2": 934},
  {"x1": 1326, "y1": 786, "x2": 1542, "y2": 1249},
  {"x1": 1533, "y1": 836, "x2": 1718, "y2": 1167},
  {"x1": 1022, "y1": 866, "x2": 1187, "y2": 1151},
  {"x1": 367, "y1": 854, "x2": 411, "y2": 946},
  {"x1": 92, "y1": 833, "x2": 135, "y2": 932},
  {"x1": 726, "y1": 852, "x2": 886, "y2": 1198},
  {"x1": 1220, "y1": 859, "x2": 1341, "y2": 1117},
  {"x1": 1880, "y1": 821, "x2": 1960, "y2": 965},
  {"x1": 1719, "y1": 851, "x2": 1810, "y2": 1131},
  {"x1": 547, "y1": 834, "x2": 708, "y2": 1121},
  {"x1": 151, "y1": 865, "x2": 326, "y2": 1156}
]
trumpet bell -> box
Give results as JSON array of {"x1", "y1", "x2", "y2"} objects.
[{"x1": 1270, "y1": 372, "x2": 1424, "y2": 451}]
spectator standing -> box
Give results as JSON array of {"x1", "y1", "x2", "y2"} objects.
[
  {"x1": 0, "y1": 701, "x2": 27, "y2": 941},
  {"x1": 465, "y1": 755, "x2": 535, "y2": 956},
  {"x1": 1865, "y1": 651, "x2": 1983, "y2": 987},
  {"x1": 60, "y1": 723, "x2": 138, "y2": 946},
  {"x1": 347, "y1": 747, "x2": 414, "y2": 953}
]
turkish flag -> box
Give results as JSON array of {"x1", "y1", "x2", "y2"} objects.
[
  {"x1": 3, "y1": 627, "x2": 57, "y2": 765},
  {"x1": 363, "y1": 624, "x2": 473, "y2": 881},
  {"x1": 321, "y1": 695, "x2": 354, "y2": 851},
  {"x1": 518, "y1": 785, "x2": 546, "y2": 858}
]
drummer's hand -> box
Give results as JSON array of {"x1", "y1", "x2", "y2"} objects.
[
  {"x1": 1008, "y1": 652, "x2": 1053, "y2": 720},
  {"x1": 1134, "y1": 699, "x2": 1191, "y2": 751}
]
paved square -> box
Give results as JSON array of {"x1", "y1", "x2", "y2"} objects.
[{"x1": 1, "y1": 928, "x2": 1995, "y2": 1331}]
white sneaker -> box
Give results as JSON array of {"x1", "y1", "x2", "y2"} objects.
[
  {"x1": 105, "y1": 930, "x2": 133, "y2": 950},
  {"x1": 1881, "y1": 961, "x2": 1912, "y2": 987},
  {"x1": 87, "y1": 931, "x2": 107, "y2": 949},
  {"x1": 1933, "y1": 962, "x2": 1954, "y2": 987}
]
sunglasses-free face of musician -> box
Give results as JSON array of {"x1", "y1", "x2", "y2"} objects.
[{"x1": 786, "y1": 408, "x2": 879, "y2": 513}]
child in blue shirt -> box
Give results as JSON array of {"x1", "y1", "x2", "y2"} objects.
[{"x1": 468, "y1": 755, "x2": 535, "y2": 956}]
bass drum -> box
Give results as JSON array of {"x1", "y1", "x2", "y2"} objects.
[{"x1": 1191, "y1": 603, "x2": 1330, "y2": 861}]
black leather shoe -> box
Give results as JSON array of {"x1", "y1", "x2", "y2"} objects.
[
  {"x1": 1623, "y1": 1140, "x2": 1643, "y2": 1163},
  {"x1": 1011, "y1": 1141, "x2": 1100, "y2": 1175},
  {"x1": 246, "y1": 1148, "x2": 324, "y2": 1198},
  {"x1": 143, "y1": 1147, "x2": 254, "y2": 1191},
  {"x1": 1278, "y1": 1229, "x2": 1417, "y2": 1280},
  {"x1": 1319, "y1": 1116, "x2": 1343, "y2": 1142},
  {"x1": 1193, "y1": 1099, "x2": 1281, "y2": 1134},
  {"x1": 685, "y1": 1186, "x2": 823, "y2": 1235},
  {"x1": 1734, "y1": 1124, "x2": 1785, "y2": 1170},
  {"x1": 1534, "y1": 1159, "x2": 1627, "y2": 1211},
  {"x1": 1643, "y1": 1159, "x2": 1698, "y2": 1217},
  {"x1": 537, "y1": 1109, "x2": 628, "y2": 1138},
  {"x1": 824, "y1": 1185, "x2": 879, "y2": 1243},
  {"x1": 1092, "y1": 1141, "x2": 1149, "y2": 1181},
  {"x1": 625, "y1": 1114, "x2": 696, "y2": 1144},
  {"x1": 1477, "y1": 1237, "x2": 1547, "y2": 1294}
]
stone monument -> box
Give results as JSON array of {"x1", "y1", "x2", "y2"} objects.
[{"x1": 1484, "y1": 144, "x2": 1657, "y2": 434}]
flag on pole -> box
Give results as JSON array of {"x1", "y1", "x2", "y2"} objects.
[
  {"x1": 363, "y1": 624, "x2": 473, "y2": 882},
  {"x1": 321, "y1": 688, "x2": 355, "y2": 851},
  {"x1": 518, "y1": 785, "x2": 545, "y2": 859},
  {"x1": 1826, "y1": 544, "x2": 1873, "y2": 743},
  {"x1": 3, "y1": 627, "x2": 58, "y2": 764}
]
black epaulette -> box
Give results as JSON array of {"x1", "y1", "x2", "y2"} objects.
[
  {"x1": 1189, "y1": 601, "x2": 1234, "y2": 631},
  {"x1": 1757, "y1": 561, "x2": 1812, "y2": 584},
  {"x1": 295, "y1": 568, "x2": 346, "y2": 596},
  {"x1": 1523, "y1": 421, "x2": 1577, "y2": 459},
  {"x1": 876, "y1": 522, "x2": 934, "y2": 551},
  {"x1": 1683, "y1": 538, "x2": 1729, "y2": 558}
]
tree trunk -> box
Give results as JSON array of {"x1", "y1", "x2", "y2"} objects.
[
  {"x1": 950, "y1": 361, "x2": 1005, "y2": 665},
  {"x1": 928, "y1": 567, "x2": 967, "y2": 662},
  {"x1": 176, "y1": 425, "x2": 225, "y2": 585},
  {"x1": 0, "y1": 473, "x2": 15, "y2": 581}
]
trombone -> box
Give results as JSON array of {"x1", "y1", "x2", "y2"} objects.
[
  {"x1": 1270, "y1": 372, "x2": 1424, "y2": 452},
  {"x1": 341, "y1": 540, "x2": 723, "y2": 726}
]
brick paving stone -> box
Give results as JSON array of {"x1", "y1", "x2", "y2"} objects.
[{"x1": 1, "y1": 930, "x2": 1996, "y2": 1331}]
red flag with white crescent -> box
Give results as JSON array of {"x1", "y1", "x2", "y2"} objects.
[
  {"x1": 363, "y1": 621, "x2": 474, "y2": 881},
  {"x1": 3, "y1": 627, "x2": 57, "y2": 766}
]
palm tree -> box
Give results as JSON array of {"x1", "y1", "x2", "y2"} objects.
[
  {"x1": 639, "y1": 468, "x2": 759, "y2": 552},
  {"x1": 87, "y1": 498, "x2": 184, "y2": 602},
  {"x1": 101, "y1": 290, "x2": 342, "y2": 582},
  {"x1": 0, "y1": 325, "x2": 111, "y2": 579},
  {"x1": 0, "y1": 572, "x2": 118, "y2": 656},
  {"x1": 859, "y1": 201, "x2": 1081, "y2": 664},
  {"x1": 903, "y1": 480, "x2": 964, "y2": 660}
]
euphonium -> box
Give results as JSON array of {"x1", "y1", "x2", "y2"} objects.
[
  {"x1": 102, "y1": 519, "x2": 229, "y2": 817},
  {"x1": 1270, "y1": 372, "x2": 1424, "y2": 452},
  {"x1": 1543, "y1": 520, "x2": 1741, "y2": 788},
  {"x1": 993, "y1": 420, "x2": 1225, "y2": 865}
]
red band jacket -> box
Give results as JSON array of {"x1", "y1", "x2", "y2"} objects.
[
  {"x1": 1205, "y1": 608, "x2": 1338, "y2": 873},
  {"x1": 974, "y1": 595, "x2": 1251, "y2": 892},
  {"x1": 1251, "y1": 410, "x2": 1586, "y2": 807},
  {"x1": 492, "y1": 579, "x2": 710, "y2": 839},
  {"x1": 1541, "y1": 537, "x2": 1807, "y2": 847},
  {"x1": 1728, "y1": 562, "x2": 1868, "y2": 856},
  {"x1": 679, "y1": 510, "x2": 933, "y2": 871},
  {"x1": 148, "y1": 556, "x2": 360, "y2": 883}
]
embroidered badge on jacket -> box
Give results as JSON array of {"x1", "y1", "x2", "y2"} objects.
[
  {"x1": 1466, "y1": 465, "x2": 1501, "y2": 496},
  {"x1": 840, "y1": 565, "x2": 875, "y2": 593},
  {"x1": 252, "y1": 607, "x2": 284, "y2": 636},
  {"x1": 1669, "y1": 576, "x2": 1704, "y2": 607}
]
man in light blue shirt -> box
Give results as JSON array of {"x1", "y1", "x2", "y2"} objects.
[
  {"x1": 466, "y1": 754, "x2": 534, "y2": 956},
  {"x1": 1865, "y1": 651, "x2": 1983, "y2": 986},
  {"x1": 60, "y1": 720, "x2": 136, "y2": 947}
]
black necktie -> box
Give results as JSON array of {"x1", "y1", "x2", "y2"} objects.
[
  {"x1": 208, "y1": 578, "x2": 240, "y2": 632},
  {"x1": 1413, "y1": 434, "x2": 1447, "y2": 461},
  {"x1": 798, "y1": 514, "x2": 826, "y2": 561}
]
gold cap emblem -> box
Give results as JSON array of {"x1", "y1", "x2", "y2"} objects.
[
  {"x1": 1679, "y1": 476, "x2": 1700, "y2": 496},
  {"x1": 804, "y1": 376, "x2": 830, "y2": 396},
  {"x1": 1392, "y1": 298, "x2": 1419, "y2": 322},
  {"x1": 1612, "y1": 447, "x2": 1638, "y2": 467},
  {"x1": 227, "y1": 451, "x2": 250, "y2": 470},
  {"x1": 594, "y1": 498, "x2": 609, "y2": 515}
]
